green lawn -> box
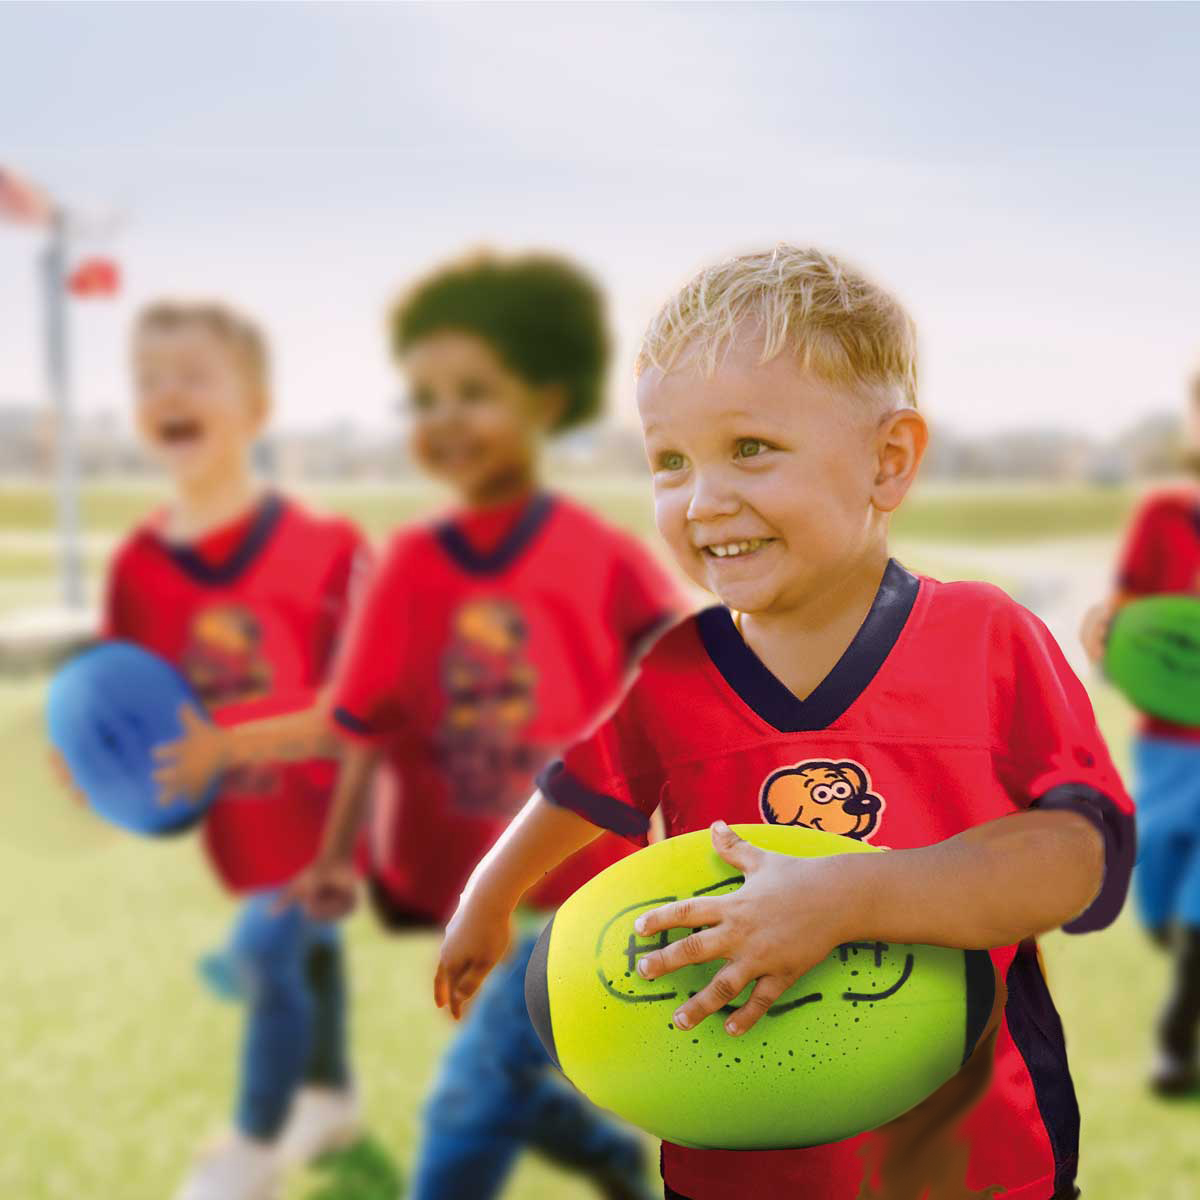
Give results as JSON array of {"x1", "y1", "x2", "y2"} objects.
[
  {"x1": 2, "y1": 478, "x2": 1195, "y2": 1199},
  {"x1": 4, "y1": 670, "x2": 1195, "y2": 1199},
  {"x1": 0, "y1": 477, "x2": 1139, "y2": 543}
]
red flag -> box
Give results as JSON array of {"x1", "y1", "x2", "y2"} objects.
[
  {"x1": 0, "y1": 166, "x2": 53, "y2": 225},
  {"x1": 68, "y1": 257, "x2": 120, "y2": 298}
]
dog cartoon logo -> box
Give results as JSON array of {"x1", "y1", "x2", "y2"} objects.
[
  {"x1": 182, "y1": 605, "x2": 272, "y2": 708},
  {"x1": 759, "y1": 758, "x2": 884, "y2": 841}
]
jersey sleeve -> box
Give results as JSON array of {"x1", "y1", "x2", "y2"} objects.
[
  {"x1": 992, "y1": 601, "x2": 1136, "y2": 934},
  {"x1": 535, "y1": 672, "x2": 665, "y2": 842},
  {"x1": 1116, "y1": 494, "x2": 1166, "y2": 595},
  {"x1": 328, "y1": 535, "x2": 412, "y2": 745},
  {"x1": 604, "y1": 531, "x2": 688, "y2": 662}
]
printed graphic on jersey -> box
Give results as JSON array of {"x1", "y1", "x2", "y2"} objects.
[
  {"x1": 760, "y1": 758, "x2": 884, "y2": 841},
  {"x1": 182, "y1": 605, "x2": 273, "y2": 708},
  {"x1": 435, "y1": 597, "x2": 542, "y2": 814}
]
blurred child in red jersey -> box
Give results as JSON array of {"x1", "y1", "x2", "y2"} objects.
[
  {"x1": 188, "y1": 254, "x2": 687, "y2": 1197},
  {"x1": 105, "y1": 303, "x2": 367, "y2": 1200},
  {"x1": 1081, "y1": 365, "x2": 1200, "y2": 1096},
  {"x1": 439, "y1": 246, "x2": 1136, "y2": 1200}
]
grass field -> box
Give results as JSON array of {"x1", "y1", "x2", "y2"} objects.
[{"x1": 3, "y1": 478, "x2": 1198, "y2": 1199}]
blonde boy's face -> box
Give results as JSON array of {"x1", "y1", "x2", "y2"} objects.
[
  {"x1": 133, "y1": 323, "x2": 263, "y2": 487},
  {"x1": 639, "y1": 334, "x2": 888, "y2": 616},
  {"x1": 403, "y1": 330, "x2": 557, "y2": 504}
]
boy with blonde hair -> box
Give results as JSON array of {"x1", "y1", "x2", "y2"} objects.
[{"x1": 439, "y1": 246, "x2": 1135, "y2": 1199}]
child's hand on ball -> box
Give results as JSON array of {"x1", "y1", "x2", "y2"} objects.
[
  {"x1": 152, "y1": 704, "x2": 228, "y2": 805},
  {"x1": 435, "y1": 897, "x2": 512, "y2": 1020},
  {"x1": 1079, "y1": 600, "x2": 1118, "y2": 665},
  {"x1": 632, "y1": 820, "x2": 861, "y2": 1036}
]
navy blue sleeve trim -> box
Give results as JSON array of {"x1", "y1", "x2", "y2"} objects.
[
  {"x1": 535, "y1": 760, "x2": 651, "y2": 840},
  {"x1": 332, "y1": 705, "x2": 375, "y2": 736},
  {"x1": 1033, "y1": 783, "x2": 1136, "y2": 934}
]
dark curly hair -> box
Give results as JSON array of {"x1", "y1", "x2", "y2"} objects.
[{"x1": 391, "y1": 252, "x2": 610, "y2": 433}]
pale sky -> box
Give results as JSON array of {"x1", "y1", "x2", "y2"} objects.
[{"x1": 2, "y1": 1, "x2": 1199, "y2": 437}]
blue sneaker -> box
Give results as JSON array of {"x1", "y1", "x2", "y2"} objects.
[{"x1": 197, "y1": 946, "x2": 249, "y2": 1003}]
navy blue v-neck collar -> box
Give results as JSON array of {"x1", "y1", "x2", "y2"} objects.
[
  {"x1": 159, "y1": 493, "x2": 286, "y2": 587},
  {"x1": 697, "y1": 558, "x2": 920, "y2": 733},
  {"x1": 435, "y1": 493, "x2": 556, "y2": 577}
]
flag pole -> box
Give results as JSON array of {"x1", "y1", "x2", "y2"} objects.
[{"x1": 42, "y1": 209, "x2": 84, "y2": 610}]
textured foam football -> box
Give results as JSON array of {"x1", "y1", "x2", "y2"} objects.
[
  {"x1": 526, "y1": 824, "x2": 996, "y2": 1150},
  {"x1": 46, "y1": 641, "x2": 220, "y2": 837},
  {"x1": 1105, "y1": 595, "x2": 1200, "y2": 726}
]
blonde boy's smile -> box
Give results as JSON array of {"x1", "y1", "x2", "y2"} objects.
[{"x1": 699, "y1": 537, "x2": 776, "y2": 559}]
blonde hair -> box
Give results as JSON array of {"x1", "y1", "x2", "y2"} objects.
[
  {"x1": 637, "y1": 244, "x2": 918, "y2": 410},
  {"x1": 133, "y1": 300, "x2": 271, "y2": 405}
]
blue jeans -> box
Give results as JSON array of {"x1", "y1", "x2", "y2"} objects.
[
  {"x1": 410, "y1": 931, "x2": 644, "y2": 1200},
  {"x1": 224, "y1": 891, "x2": 349, "y2": 1140},
  {"x1": 1133, "y1": 736, "x2": 1200, "y2": 933}
]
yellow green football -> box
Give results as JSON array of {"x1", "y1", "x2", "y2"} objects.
[{"x1": 525, "y1": 824, "x2": 996, "y2": 1150}]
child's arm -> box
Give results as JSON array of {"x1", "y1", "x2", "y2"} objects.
[
  {"x1": 435, "y1": 794, "x2": 603, "y2": 1018},
  {"x1": 633, "y1": 813, "x2": 1105, "y2": 1037},
  {"x1": 152, "y1": 695, "x2": 341, "y2": 803},
  {"x1": 275, "y1": 738, "x2": 379, "y2": 920}
]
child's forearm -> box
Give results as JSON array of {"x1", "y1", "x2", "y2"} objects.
[
  {"x1": 224, "y1": 703, "x2": 341, "y2": 767},
  {"x1": 845, "y1": 809, "x2": 1106, "y2": 950},
  {"x1": 315, "y1": 740, "x2": 378, "y2": 864},
  {"x1": 462, "y1": 794, "x2": 603, "y2": 911}
]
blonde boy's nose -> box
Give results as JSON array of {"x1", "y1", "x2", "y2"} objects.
[{"x1": 686, "y1": 472, "x2": 740, "y2": 523}]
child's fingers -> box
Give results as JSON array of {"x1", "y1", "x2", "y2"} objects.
[
  {"x1": 634, "y1": 895, "x2": 722, "y2": 938},
  {"x1": 722, "y1": 974, "x2": 789, "y2": 1036},
  {"x1": 671, "y1": 963, "x2": 751, "y2": 1032},
  {"x1": 433, "y1": 961, "x2": 450, "y2": 1009},
  {"x1": 636, "y1": 927, "x2": 725, "y2": 981},
  {"x1": 710, "y1": 820, "x2": 765, "y2": 874},
  {"x1": 450, "y1": 962, "x2": 488, "y2": 1020},
  {"x1": 151, "y1": 741, "x2": 180, "y2": 763}
]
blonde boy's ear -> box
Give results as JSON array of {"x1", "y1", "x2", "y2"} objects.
[{"x1": 871, "y1": 407, "x2": 928, "y2": 514}]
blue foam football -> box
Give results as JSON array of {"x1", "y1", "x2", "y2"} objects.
[{"x1": 47, "y1": 641, "x2": 220, "y2": 836}]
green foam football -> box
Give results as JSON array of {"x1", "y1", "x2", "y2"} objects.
[
  {"x1": 1105, "y1": 594, "x2": 1200, "y2": 725},
  {"x1": 526, "y1": 824, "x2": 996, "y2": 1150}
]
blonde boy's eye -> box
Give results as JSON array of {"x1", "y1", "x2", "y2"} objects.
[
  {"x1": 736, "y1": 438, "x2": 768, "y2": 459},
  {"x1": 410, "y1": 387, "x2": 435, "y2": 412},
  {"x1": 658, "y1": 451, "x2": 686, "y2": 472}
]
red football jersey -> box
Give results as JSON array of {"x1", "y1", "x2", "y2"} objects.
[
  {"x1": 540, "y1": 560, "x2": 1134, "y2": 1200},
  {"x1": 331, "y1": 491, "x2": 685, "y2": 923},
  {"x1": 105, "y1": 494, "x2": 368, "y2": 892},
  {"x1": 1116, "y1": 485, "x2": 1200, "y2": 741}
]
